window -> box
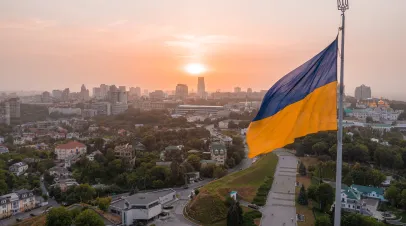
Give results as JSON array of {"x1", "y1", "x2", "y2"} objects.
[
  {"x1": 2, "y1": 205, "x2": 6, "y2": 208},
  {"x1": 1, "y1": 200, "x2": 5, "y2": 204}
]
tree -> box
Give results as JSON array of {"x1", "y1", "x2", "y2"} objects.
[
  {"x1": 74, "y1": 184, "x2": 96, "y2": 203},
  {"x1": 74, "y1": 209, "x2": 104, "y2": 226},
  {"x1": 318, "y1": 183, "x2": 334, "y2": 212},
  {"x1": 227, "y1": 201, "x2": 243, "y2": 226},
  {"x1": 400, "y1": 189, "x2": 406, "y2": 209},
  {"x1": 366, "y1": 116, "x2": 373, "y2": 123},
  {"x1": 307, "y1": 184, "x2": 319, "y2": 201},
  {"x1": 315, "y1": 215, "x2": 332, "y2": 226},
  {"x1": 96, "y1": 197, "x2": 112, "y2": 212},
  {"x1": 187, "y1": 154, "x2": 201, "y2": 171},
  {"x1": 46, "y1": 207, "x2": 72, "y2": 226},
  {"x1": 312, "y1": 141, "x2": 329, "y2": 156},
  {"x1": 297, "y1": 185, "x2": 308, "y2": 205},
  {"x1": 299, "y1": 162, "x2": 306, "y2": 176},
  {"x1": 0, "y1": 180, "x2": 7, "y2": 195},
  {"x1": 385, "y1": 185, "x2": 399, "y2": 206},
  {"x1": 214, "y1": 166, "x2": 227, "y2": 178}
]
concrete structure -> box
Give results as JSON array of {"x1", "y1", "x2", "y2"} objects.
[
  {"x1": 9, "y1": 162, "x2": 28, "y2": 176},
  {"x1": 175, "y1": 84, "x2": 188, "y2": 99},
  {"x1": 52, "y1": 178, "x2": 79, "y2": 192},
  {"x1": 48, "y1": 107, "x2": 82, "y2": 115},
  {"x1": 52, "y1": 90, "x2": 63, "y2": 100},
  {"x1": 114, "y1": 144, "x2": 135, "y2": 165},
  {"x1": 0, "y1": 144, "x2": 9, "y2": 154},
  {"x1": 175, "y1": 105, "x2": 224, "y2": 115},
  {"x1": 82, "y1": 109, "x2": 98, "y2": 118},
  {"x1": 109, "y1": 189, "x2": 176, "y2": 226},
  {"x1": 234, "y1": 87, "x2": 241, "y2": 93},
  {"x1": 1, "y1": 97, "x2": 21, "y2": 125},
  {"x1": 197, "y1": 77, "x2": 205, "y2": 98},
  {"x1": 210, "y1": 142, "x2": 227, "y2": 165},
  {"x1": 111, "y1": 102, "x2": 128, "y2": 115},
  {"x1": 91, "y1": 102, "x2": 112, "y2": 116},
  {"x1": 49, "y1": 166, "x2": 72, "y2": 178},
  {"x1": 149, "y1": 90, "x2": 165, "y2": 100},
  {"x1": 54, "y1": 141, "x2": 87, "y2": 160},
  {"x1": 0, "y1": 190, "x2": 35, "y2": 218},
  {"x1": 355, "y1": 84, "x2": 371, "y2": 100}
]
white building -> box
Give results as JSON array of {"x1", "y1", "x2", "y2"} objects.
[
  {"x1": 0, "y1": 190, "x2": 35, "y2": 218},
  {"x1": 54, "y1": 141, "x2": 87, "y2": 161},
  {"x1": 48, "y1": 107, "x2": 82, "y2": 115},
  {"x1": 109, "y1": 189, "x2": 176, "y2": 226},
  {"x1": 86, "y1": 150, "x2": 102, "y2": 161},
  {"x1": 49, "y1": 166, "x2": 72, "y2": 179},
  {"x1": 9, "y1": 162, "x2": 28, "y2": 176},
  {"x1": 0, "y1": 144, "x2": 9, "y2": 154},
  {"x1": 66, "y1": 132, "x2": 80, "y2": 139},
  {"x1": 210, "y1": 142, "x2": 227, "y2": 166}
]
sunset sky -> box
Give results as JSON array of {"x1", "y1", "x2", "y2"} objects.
[{"x1": 0, "y1": 0, "x2": 405, "y2": 99}]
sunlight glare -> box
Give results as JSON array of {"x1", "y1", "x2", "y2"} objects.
[{"x1": 184, "y1": 63, "x2": 206, "y2": 75}]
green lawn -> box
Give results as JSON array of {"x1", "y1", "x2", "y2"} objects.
[{"x1": 188, "y1": 153, "x2": 278, "y2": 225}]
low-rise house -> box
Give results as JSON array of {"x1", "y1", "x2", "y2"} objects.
[
  {"x1": 9, "y1": 162, "x2": 28, "y2": 176},
  {"x1": 350, "y1": 184, "x2": 386, "y2": 201},
  {"x1": 160, "y1": 145, "x2": 183, "y2": 161},
  {"x1": 86, "y1": 150, "x2": 102, "y2": 161},
  {"x1": 66, "y1": 132, "x2": 80, "y2": 139},
  {"x1": 133, "y1": 142, "x2": 146, "y2": 152},
  {"x1": 114, "y1": 144, "x2": 136, "y2": 165},
  {"x1": 54, "y1": 141, "x2": 87, "y2": 161},
  {"x1": 0, "y1": 144, "x2": 9, "y2": 154},
  {"x1": 0, "y1": 189, "x2": 35, "y2": 218},
  {"x1": 49, "y1": 166, "x2": 72, "y2": 179},
  {"x1": 210, "y1": 142, "x2": 227, "y2": 166},
  {"x1": 109, "y1": 189, "x2": 176, "y2": 226},
  {"x1": 50, "y1": 132, "x2": 66, "y2": 140},
  {"x1": 52, "y1": 178, "x2": 79, "y2": 192}
]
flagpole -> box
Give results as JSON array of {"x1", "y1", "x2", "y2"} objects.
[{"x1": 334, "y1": 1, "x2": 348, "y2": 226}]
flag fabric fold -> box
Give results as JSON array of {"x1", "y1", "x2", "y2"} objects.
[{"x1": 247, "y1": 38, "x2": 338, "y2": 158}]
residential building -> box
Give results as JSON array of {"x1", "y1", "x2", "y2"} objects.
[
  {"x1": 9, "y1": 162, "x2": 28, "y2": 176},
  {"x1": 175, "y1": 105, "x2": 224, "y2": 115},
  {"x1": 80, "y1": 84, "x2": 90, "y2": 101},
  {"x1": 109, "y1": 189, "x2": 176, "y2": 226},
  {"x1": 197, "y1": 77, "x2": 206, "y2": 98},
  {"x1": 160, "y1": 145, "x2": 183, "y2": 161},
  {"x1": 350, "y1": 184, "x2": 385, "y2": 201},
  {"x1": 52, "y1": 90, "x2": 63, "y2": 100},
  {"x1": 119, "y1": 86, "x2": 126, "y2": 92},
  {"x1": 48, "y1": 107, "x2": 81, "y2": 115},
  {"x1": 111, "y1": 102, "x2": 128, "y2": 115},
  {"x1": 247, "y1": 88, "x2": 252, "y2": 93},
  {"x1": 175, "y1": 84, "x2": 188, "y2": 99},
  {"x1": 54, "y1": 141, "x2": 87, "y2": 160},
  {"x1": 234, "y1": 87, "x2": 241, "y2": 93},
  {"x1": 210, "y1": 142, "x2": 227, "y2": 165},
  {"x1": 93, "y1": 87, "x2": 101, "y2": 99},
  {"x1": 2, "y1": 97, "x2": 21, "y2": 125},
  {"x1": 66, "y1": 132, "x2": 80, "y2": 139},
  {"x1": 87, "y1": 150, "x2": 102, "y2": 161},
  {"x1": 340, "y1": 184, "x2": 362, "y2": 211},
  {"x1": 49, "y1": 166, "x2": 72, "y2": 179},
  {"x1": 149, "y1": 90, "x2": 165, "y2": 100},
  {"x1": 91, "y1": 102, "x2": 111, "y2": 116},
  {"x1": 133, "y1": 142, "x2": 146, "y2": 152},
  {"x1": 61, "y1": 88, "x2": 70, "y2": 101},
  {"x1": 0, "y1": 144, "x2": 9, "y2": 154},
  {"x1": 82, "y1": 109, "x2": 98, "y2": 118},
  {"x1": 114, "y1": 144, "x2": 136, "y2": 164},
  {"x1": 52, "y1": 178, "x2": 79, "y2": 192},
  {"x1": 354, "y1": 84, "x2": 371, "y2": 100},
  {"x1": 41, "y1": 91, "x2": 52, "y2": 103},
  {"x1": 0, "y1": 190, "x2": 35, "y2": 218}
]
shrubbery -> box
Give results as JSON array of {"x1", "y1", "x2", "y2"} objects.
[
  {"x1": 252, "y1": 176, "x2": 273, "y2": 206},
  {"x1": 243, "y1": 210, "x2": 262, "y2": 226}
]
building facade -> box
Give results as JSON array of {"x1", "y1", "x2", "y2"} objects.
[
  {"x1": 197, "y1": 77, "x2": 206, "y2": 98},
  {"x1": 0, "y1": 190, "x2": 35, "y2": 219},
  {"x1": 210, "y1": 142, "x2": 227, "y2": 165},
  {"x1": 354, "y1": 84, "x2": 371, "y2": 100},
  {"x1": 54, "y1": 141, "x2": 87, "y2": 160},
  {"x1": 175, "y1": 84, "x2": 188, "y2": 99},
  {"x1": 9, "y1": 162, "x2": 28, "y2": 176}
]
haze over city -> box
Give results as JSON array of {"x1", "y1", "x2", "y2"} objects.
[{"x1": 0, "y1": 0, "x2": 405, "y2": 100}]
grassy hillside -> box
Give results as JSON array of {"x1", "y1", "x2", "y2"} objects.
[{"x1": 187, "y1": 153, "x2": 278, "y2": 224}]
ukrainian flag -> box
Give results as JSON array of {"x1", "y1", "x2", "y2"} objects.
[{"x1": 247, "y1": 38, "x2": 338, "y2": 158}]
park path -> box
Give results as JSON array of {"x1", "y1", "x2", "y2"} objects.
[{"x1": 260, "y1": 149, "x2": 298, "y2": 226}]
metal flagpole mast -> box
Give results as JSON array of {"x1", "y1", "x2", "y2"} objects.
[{"x1": 334, "y1": 1, "x2": 349, "y2": 226}]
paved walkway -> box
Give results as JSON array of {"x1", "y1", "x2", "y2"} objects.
[{"x1": 261, "y1": 149, "x2": 298, "y2": 226}]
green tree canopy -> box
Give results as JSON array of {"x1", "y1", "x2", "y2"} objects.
[
  {"x1": 74, "y1": 209, "x2": 104, "y2": 226},
  {"x1": 46, "y1": 207, "x2": 73, "y2": 226}
]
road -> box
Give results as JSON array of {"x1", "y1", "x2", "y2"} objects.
[{"x1": 260, "y1": 149, "x2": 298, "y2": 226}]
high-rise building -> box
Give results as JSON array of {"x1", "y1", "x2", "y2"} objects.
[
  {"x1": 52, "y1": 90, "x2": 63, "y2": 100},
  {"x1": 247, "y1": 88, "x2": 252, "y2": 93},
  {"x1": 234, "y1": 87, "x2": 241, "y2": 93},
  {"x1": 144, "y1": 89, "x2": 149, "y2": 96},
  {"x1": 197, "y1": 77, "x2": 205, "y2": 98},
  {"x1": 149, "y1": 90, "x2": 165, "y2": 100},
  {"x1": 4, "y1": 98, "x2": 21, "y2": 125},
  {"x1": 80, "y1": 84, "x2": 90, "y2": 101},
  {"x1": 119, "y1": 86, "x2": 126, "y2": 92},
  {"x1": 41, "y1": 91, "x2": 52, "y2": 103},
  {"x1": 107, "y1": 85, "x2": 128, "y2": 115},
  {"x1": 100, "y1": 84, "x2": 109, "y2": 98},
  {"x1": 61, "y1": 88, "x2": 70, "y2": 101},
  {"x1": 135, "y1": 87, "x2": 141, "y2": 97},
  {"x1": 175, "y1": 84, "x2": 188, "y2": 99},
  {"x1": 354, "y1": 84, "x2": 371, "y2": 100},
  {"x1": 93, "y1": 87, "x2": 101, "y2": 99}
]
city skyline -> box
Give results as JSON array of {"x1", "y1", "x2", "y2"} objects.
[{"x1": 0, "y1": 0, "x2": 405, "y2": 100}]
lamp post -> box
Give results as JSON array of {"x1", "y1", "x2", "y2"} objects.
[{"x1": 335, "y1": 1, "x2": 349, "y2": 226}]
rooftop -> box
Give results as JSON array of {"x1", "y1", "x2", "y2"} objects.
[
  {"x1": 351, "y1": 184, "x2": 384, "y2": 196},
  {"x1": 56, "y1": 141, "x2": 86, "y2": 149},
  {"x1": 112, "y1": 189, "x2": 175, "y2": 209},
  {"x1": 178, "y1": 105, "x2": 224, "y2": 109}
]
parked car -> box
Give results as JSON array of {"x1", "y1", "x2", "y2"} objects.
[
  {"x1": 30, "y1": 213, "x2": 36, "y2": 217},
  {"x1": 248, "y1": 204, "x2": 259, "y2": 210},
  {"x1": 16, "y1": 218, "x2": 23, "y2": 222}
]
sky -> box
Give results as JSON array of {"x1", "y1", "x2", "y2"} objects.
[{"x1": 0, "y1": 0, "x2": 405, "y2": 100}]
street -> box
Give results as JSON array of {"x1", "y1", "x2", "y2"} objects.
[{"x1": 260, "y1": 149, "x2": 298, "y2": 226}]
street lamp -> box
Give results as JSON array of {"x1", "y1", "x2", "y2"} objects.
[
  {"x1": 334, "y1": 1, "x2": 349, "y2": 226},
  {"x1": 337, "y1": 0, "x2": 349, "y2": 12}
]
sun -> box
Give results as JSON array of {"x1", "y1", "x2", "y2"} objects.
[{"x1": 184, "y1": 63, "x2": 206, "y2": 75}]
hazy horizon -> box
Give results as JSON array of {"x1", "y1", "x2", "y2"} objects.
[{"x1": 1, "y1": 0, "x2": 405, "y2": 100}]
